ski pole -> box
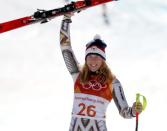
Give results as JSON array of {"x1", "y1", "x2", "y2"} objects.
[{"x1": 135, "y1": 93, "x2": 147, "y2": 131}]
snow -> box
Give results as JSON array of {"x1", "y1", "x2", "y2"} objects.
[{"x1": 0, "y1": 0, "x2": 167, "y2": 130}]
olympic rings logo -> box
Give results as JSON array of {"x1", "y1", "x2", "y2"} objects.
[{"x1": 83, "y1": 80, "x2": 107, "y2": 91}]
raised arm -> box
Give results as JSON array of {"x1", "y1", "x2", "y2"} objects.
[
  {"x1": 60, "y1": 15, "x2": 80, "y2": 81},
  {"x1": 112, "y1": 78, "x2": 135, "y2": 118}
]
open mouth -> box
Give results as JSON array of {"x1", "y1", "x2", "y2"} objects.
[
  {"x1": 90, "y1": 64, "x2": 98, "y2": 68},
  {"x1": 89, "y1": 64, "x2": 99, "y2": 72}
]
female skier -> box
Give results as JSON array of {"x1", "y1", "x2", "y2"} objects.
[{"x1": 59, "y1": 14, "x2": 142, "y2": 131}]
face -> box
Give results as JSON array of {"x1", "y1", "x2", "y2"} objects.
[{"x1": 86, "y1": 54, "x2": 103, "y2": 72}]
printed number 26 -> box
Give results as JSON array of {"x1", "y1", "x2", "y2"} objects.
[{"x1": 77, "y1": 103, "x2": 96, "y2": 117}]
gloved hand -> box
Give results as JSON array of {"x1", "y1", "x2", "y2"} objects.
[
  {"x1": 63, "y1": 12, "x2": 74, "y2": 22},
  {"x1": 132, "y1": 102, "x2": 143, "y2": 116}
]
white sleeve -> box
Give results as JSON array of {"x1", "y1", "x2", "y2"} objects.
[
  {"x1": 112, "y1": 78, "x2": 135, "y2": 118},
  {"x1": 60, "y1": 16, "x2": 80, "y2": 82}
]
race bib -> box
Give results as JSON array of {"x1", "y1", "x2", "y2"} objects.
[{"x1": 72, "y1": 93, "x2": 110, "y2": 119}]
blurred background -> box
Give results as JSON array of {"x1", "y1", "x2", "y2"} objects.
[{"x1": 0, "y1": 0, "x2": 167, "y2": 130}]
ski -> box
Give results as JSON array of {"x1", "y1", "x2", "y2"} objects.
[{"x1": 0, "y1": 0, "x2": 117, "y2": 34}]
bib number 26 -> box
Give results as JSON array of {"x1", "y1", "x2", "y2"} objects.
[{"x1": 77, "y1": 103, "x2": 96, "y2": 117}]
